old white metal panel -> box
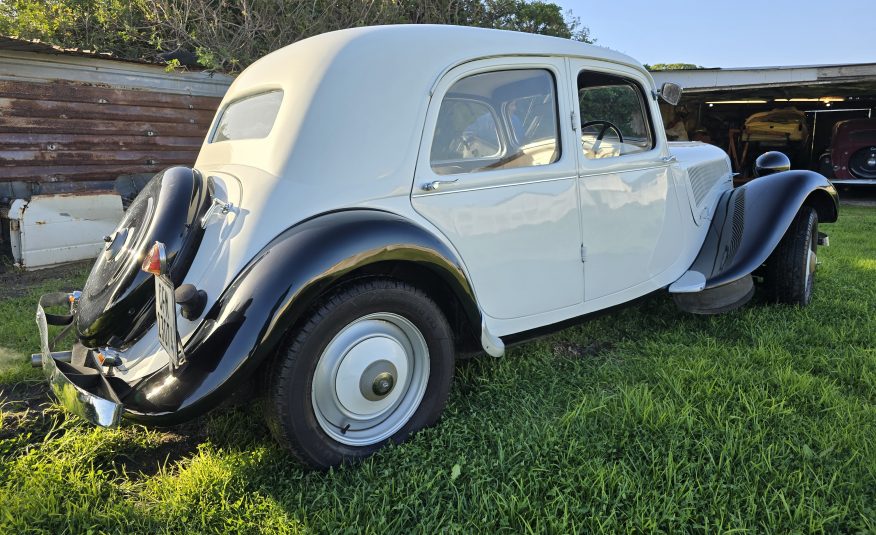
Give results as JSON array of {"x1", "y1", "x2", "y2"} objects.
[{"x1": 8, "y1": 194, "x2": 124, "y2": 270}]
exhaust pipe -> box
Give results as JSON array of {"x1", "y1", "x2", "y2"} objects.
[{"x1": 31, "y1": 351, "x2": 72, "y2": 368}]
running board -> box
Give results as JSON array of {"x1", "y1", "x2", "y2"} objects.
[{"x1": 673, "y1": 275, "x2": 755, "y2": 315}]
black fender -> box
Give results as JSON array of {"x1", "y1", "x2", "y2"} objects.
[
  {"x1": 671, "y1": 170, "x2": 838, "y2": 293},
  {"x1": 122, "y1": 209, "x2": 482, "y2": 424}
]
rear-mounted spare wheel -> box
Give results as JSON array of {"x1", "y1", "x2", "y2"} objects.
[{"x1": 76, "y1": 167, "x2": 212, "y2": 348}]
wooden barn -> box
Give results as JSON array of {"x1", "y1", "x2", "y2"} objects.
[{"x1": 0, "y1": 36, "x2": 232, "y2": 269}]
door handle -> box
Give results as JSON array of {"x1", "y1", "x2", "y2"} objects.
[
  {"x1": 421, "y1": 179, "x2": 459, "y2": 192},
  {"x1": 661, "y1": 155, "x2": 677, "y2": 163}
]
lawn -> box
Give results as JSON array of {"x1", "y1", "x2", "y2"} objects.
[{"x1": 0, "y1": 206, "x2": 874, "y2": 534}]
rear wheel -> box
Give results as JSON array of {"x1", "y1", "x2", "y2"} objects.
[
  {"x1": 763, "y1": 206, "x2": 818, "y2": 306},
  {"x1": 265, "y1": 279, "x2": 455, "y2": 469}
]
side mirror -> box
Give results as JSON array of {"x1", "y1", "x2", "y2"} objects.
[
  {"x1": 754, "y1": 151, "x2": 791, "y2": 177},
  {"x1": 658, "y1": 82, "x2": 683, "y2": 105}
]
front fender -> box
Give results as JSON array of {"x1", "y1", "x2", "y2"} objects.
[
  {"x1": 123, "y1": 209, "x2": 481, "y2": 424},
  {"x1": 670, "y1": 170, "x2": 838, "y2": 292}
]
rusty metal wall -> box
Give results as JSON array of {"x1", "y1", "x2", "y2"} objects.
[{"x1": 0, "y1": 79, "x2": 221, "y2": 183}]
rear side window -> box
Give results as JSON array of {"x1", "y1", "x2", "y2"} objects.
[
  {"x1": 430, "y1": 69, "x2": 560, "y2": 175},
  {"x1": 210, "y1": 90, "x2": 283, "y2": 143}
]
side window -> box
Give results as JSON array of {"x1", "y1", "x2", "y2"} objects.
[
  {"x1": 577, "y1": 71, "x2": 653, "y2": 159},
  {"x1": 430, "y1": 69, "x2": 560, "y2": 176},
  {"x1": 210, "y1": 90, "x2": 283, "y2": 143}
]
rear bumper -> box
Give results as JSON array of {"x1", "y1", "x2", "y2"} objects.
[{"x1": 36, "y1": 293, "x2": 123, "y2": 427}]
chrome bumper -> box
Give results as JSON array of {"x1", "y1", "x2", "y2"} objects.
[{"x1": 36, "y1": 293, "x2": 123, "y2": 427}]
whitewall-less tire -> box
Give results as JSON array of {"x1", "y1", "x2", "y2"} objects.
[
  {"x1": 265, "y1": 279, "x2": 455, "y2": 469},
  {"x1": 763, "y1": 206, "x2": 819, "y2": 306}
]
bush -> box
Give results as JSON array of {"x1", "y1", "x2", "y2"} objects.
[{"x1": 0, "y1": 0, "x2": 591, "y2": 73}]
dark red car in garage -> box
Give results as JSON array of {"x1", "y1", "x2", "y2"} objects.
[{"x1": 828, "y1": 118, "x2": 876, "y2": 184}]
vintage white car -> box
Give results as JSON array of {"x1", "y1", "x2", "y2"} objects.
[{"x1": 34, "y1": 25, "x2": 838, "y2": 468}]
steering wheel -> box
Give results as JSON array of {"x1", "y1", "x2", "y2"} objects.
[{"x1": 581, "y1": 120, "x2": 623, "y2": 155}]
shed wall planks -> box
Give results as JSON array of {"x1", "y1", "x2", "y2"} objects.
[{"x1": 0, "y1": 80, "x2": 221, "y2": 183}]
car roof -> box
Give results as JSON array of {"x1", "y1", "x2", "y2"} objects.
[{"x1": 249, "y1": 24, "x2": 643, "y2": 81}]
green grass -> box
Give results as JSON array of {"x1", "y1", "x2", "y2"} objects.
[{"x1": 1, "y1": 207, "x2": 874, "y2": 533}]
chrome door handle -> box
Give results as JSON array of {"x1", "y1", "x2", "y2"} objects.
[
  {"x1": 200, "y1": 197, "x2": 234, "y2": 229},
  {"x1": 421, "y1": 179, "x2": 459, "y2": 191},
  {"x1": 661, "y1": 155, "x2": 677, "y2": 163}
]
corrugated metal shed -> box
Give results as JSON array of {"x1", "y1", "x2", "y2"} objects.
[
  {"x1": 0, "y1": 36, "x2": 233, "y2": 193},
  {"x1": 651, "y1": 62, "x2": 876, "y2": 99}
]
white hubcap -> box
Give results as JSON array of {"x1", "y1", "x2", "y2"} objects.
[
  {"x1": 334, "y1": 336, "x2": 409, "y2": 417},
  {"x1": 312, "y1": 312, "x2": 429, "y2": 446}
]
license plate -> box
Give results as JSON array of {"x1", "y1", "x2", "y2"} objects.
[{"x1": 155, "y1": 275, "x2": 183, "y2": 369}]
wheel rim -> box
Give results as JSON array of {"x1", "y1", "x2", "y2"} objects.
[{"x1": 311, "y1": 312, "x2": 430, "y2": 446}]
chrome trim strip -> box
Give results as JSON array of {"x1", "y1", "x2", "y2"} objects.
[
  {"x1": 37, "y1": 296, "x2": 123, "y2": 427},
  {"x1": 579, "y1": 163, "x2": 671, "y2": 177},
  {"x1": 830, "y1": 179, "x2": 876, "y2": 185},
  {"x1": 413, "y1": 174, "x2": 577, "y2": 196},
  {"x1": 414, "y1": 163, "x2": 670, "y2": 197}
]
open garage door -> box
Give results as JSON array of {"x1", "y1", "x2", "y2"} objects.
[{"x1": 651, "y1": 63, "x2": 876, "y2": 184}]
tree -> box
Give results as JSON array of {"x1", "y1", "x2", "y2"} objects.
[
  {"x1": 0, "y1": 0, "x2": 591, "y2": 72},
  {"x1": 466, "y1": 0, "x2": 591, "y2": 41},
  {"x1": 145, "y1": 0, "x2": 592, "y2": 71},
  {"x1": 0, "y1": 0, "x2": 155, "y2": 60}
]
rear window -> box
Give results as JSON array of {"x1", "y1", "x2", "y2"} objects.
[
  {"x1": 430, "y1": 69, "x2": 560, "y2": 176},
  {"x1": 210, "y1": 90, "x2": 283, "y2": 143}
]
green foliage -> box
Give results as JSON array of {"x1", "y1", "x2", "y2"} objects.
[
  {"x1": 163, "y1": 57, "x2": 181, "y2": 73},
  {"x1": 0, "y1": 0, "x2": 155, "y2": 59},
  {"x1": 144, "y1": 0, "x2": 592, "y2": 72},
  {"x1": 0, "y1": 264, "x2": 88, "y2": 385},
  {"x1": 579, "y1": 85, "x2": 645, "y2": 137},
  {"x1": 0, "y1": 0, "x2": 591, "y2": 71},
  {"x1": 0, "y1": 207, "x2": 874, "y2": 532},
  {"x1": 646, "y1": 63, "x2": 703, "y2": 71},
  {"x1": 465, "y1": 0, "x2": 592, "y2": 41}
]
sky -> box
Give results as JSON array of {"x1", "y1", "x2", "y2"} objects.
[{"x1": 559, "y1": 0, "x2": 875, "y2": 68}]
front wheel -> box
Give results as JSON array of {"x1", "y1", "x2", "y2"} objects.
[
  {"x1": 265, "y1": 279, "x2": 455, "y2": 469},
  {"x1": 763, "y1": 206, "x2": 819, "y2": 306}
]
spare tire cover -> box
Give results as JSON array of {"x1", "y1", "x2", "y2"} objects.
[{"x1": 77, "y1": 167, "x2": 210, "y2": 348}]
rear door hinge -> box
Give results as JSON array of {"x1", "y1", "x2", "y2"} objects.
[
  {"x1": 570, "y1": 111, "x2": 578, "y2": 131},
  {"x1": 580, "y1": 245, "x2": 587, "y2": 263}
]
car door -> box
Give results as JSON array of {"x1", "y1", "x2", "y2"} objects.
[
  {"x1": 568, "y1": 59, "x2": 684, "y2": 303},
  {"x1": 411, "y1": 58, "x2": 583, "y2": 321}
]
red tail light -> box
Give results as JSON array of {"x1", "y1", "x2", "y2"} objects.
[{"x1": 141, "y1": 242, "x2": 167, "y2": 275}]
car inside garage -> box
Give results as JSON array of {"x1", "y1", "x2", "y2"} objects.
[{"x1": 651, "y1": 63, "x2": 876, "y2": 184}]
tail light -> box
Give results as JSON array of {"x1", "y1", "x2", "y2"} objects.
[{"x1": 141, "y1": 242, "x2": 167, "y2": 275}]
